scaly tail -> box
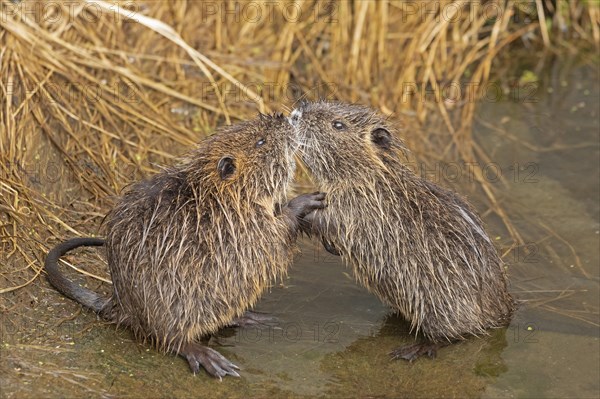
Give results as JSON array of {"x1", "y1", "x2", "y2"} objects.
[{"x1": 45, "y1": 237, "x2": 110, "y2": 313}]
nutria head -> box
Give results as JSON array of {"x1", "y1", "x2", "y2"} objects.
[
  {"x1": 183, "y1": 112, "x2": 297, "y2": 204},
  {"x1": 289, "y1": 101, "x2": 406, "y2": 185}
]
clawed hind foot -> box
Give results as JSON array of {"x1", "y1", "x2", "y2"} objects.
[
  {"x1": 180, "y1": 343, "x2": 240, "y2": 379},
  {"x1": 390, "y1": 342, "x2": 442, "y2": 362},
  {"x1": 228, "y1": 310, "x2": 279, "y2": 327}
]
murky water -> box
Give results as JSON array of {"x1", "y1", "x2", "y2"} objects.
[
  {"x1": 475, "y1": 57, "x2": 600, "y2": 399},
  {"x1": 1, "y1": 57, "x2": 598, "y2": 398}
]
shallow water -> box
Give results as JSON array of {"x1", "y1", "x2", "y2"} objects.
[
  {"x1": 1, "y1": 57, "x2": 598, "y2": 398},
  {"x1": 475, "y1": 58, "x2": 600, "y2": 399}
]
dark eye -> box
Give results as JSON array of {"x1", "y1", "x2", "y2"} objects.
[
  {"x1": 256, "y1": 138, "x2": 266, "y2": 147},
  {"x1": 332, "y1": 121, "x2": 346, "y2": 130}
]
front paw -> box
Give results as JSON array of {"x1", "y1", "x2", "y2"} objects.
[
  {"x1": 322, "y1": 238, "x2": 341, "y2": 256},
  {"x1": 286, "y1": 191, "x2": 327, "y2": 220}
]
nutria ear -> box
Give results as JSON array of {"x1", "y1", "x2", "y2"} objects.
[
  {"x1": 217, "y1": 156, "x2": 236, "y2": 180},
  {"x1": 371, "y1": 128, "x2": 392, "y2": 150}
]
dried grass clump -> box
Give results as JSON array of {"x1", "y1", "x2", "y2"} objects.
[{"x1": 0, "y1": 0, "x2": 598, "y2": 293}]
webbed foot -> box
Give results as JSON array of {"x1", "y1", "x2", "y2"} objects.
[
  {"x1": 180, "y1": 343, "x2": 240, "y2": 379},
  {"x1": 389, "y1": 342, "x2": 442, "y2": 362},
  {"x1": 229, "y1": 310, "x2": 279, "y2": 327}
]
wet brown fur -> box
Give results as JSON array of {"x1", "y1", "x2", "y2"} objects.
[
  {"x1": 63, "y1": 114, "x2": 300, "y2": 356},
  {"x1": 291, "y1": 101, "x2": 514, "y2": 343}
]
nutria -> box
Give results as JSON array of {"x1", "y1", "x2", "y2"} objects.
[
  {"x1": 45, "y1": 113, "x2": 327, "y2": 378},
  {"x1": 289, "y1": 101, "x2": 514, "y2": 359}
]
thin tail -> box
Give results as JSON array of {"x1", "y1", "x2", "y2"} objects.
[{"x1": 45, "y1": 237, "x2": 110, "y2": 314}]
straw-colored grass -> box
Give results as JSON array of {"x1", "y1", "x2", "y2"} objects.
[{"x1": 0, "y1": 0, "x2": 598, "y2": 295}]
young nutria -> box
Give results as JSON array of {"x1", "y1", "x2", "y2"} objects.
[
  {"x1": 45, "y1": 113, "x2": 326, "y2": 379},
  {"x1": 289, "y1": 101, "x2": 514, "y2": 360}
]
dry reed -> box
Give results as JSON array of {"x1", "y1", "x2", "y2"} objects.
[{"x1": 0, "y1": 0, "x2": 598, "y2": 296}]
